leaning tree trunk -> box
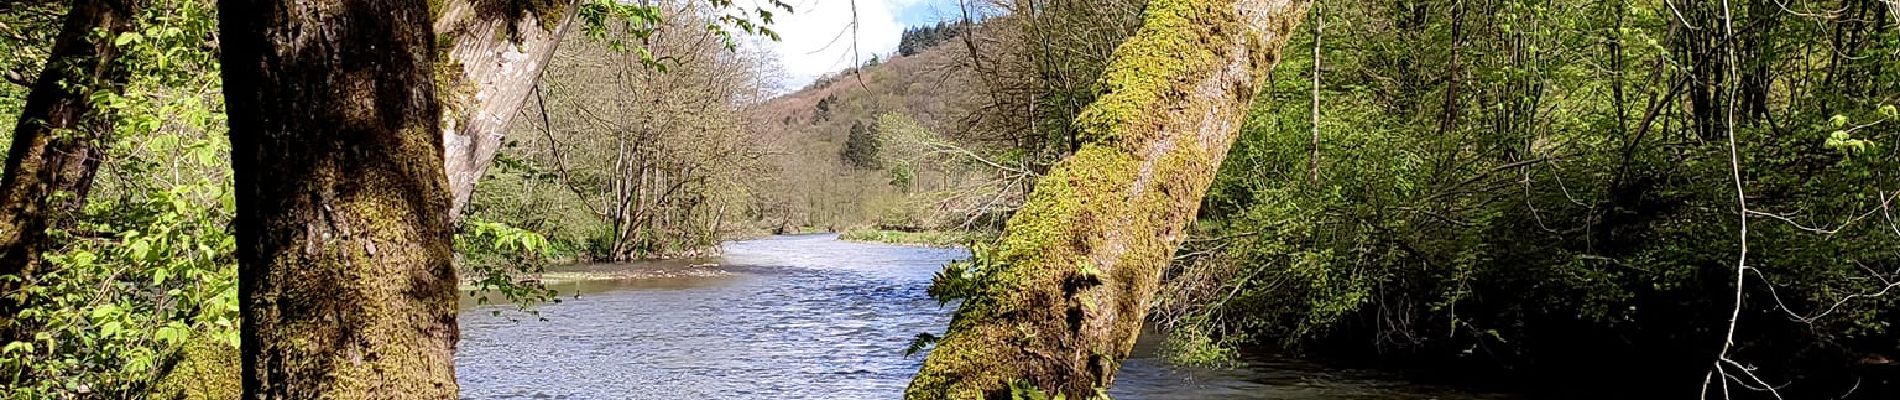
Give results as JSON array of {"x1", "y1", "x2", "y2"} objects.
[
  {"x1": 904, "y1": 0, "x2": 1310, "y2": 398},
  {"x1": 435, "y1": 0, "x2": 582, "y2": 222},
  {"x1": 218, "y1": 0, "x2": 458, "y2": 397},
  {"x1": 0, "y1": 0, "x2": 141, "y2": 332}
]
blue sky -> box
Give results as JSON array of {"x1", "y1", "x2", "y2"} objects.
[
  {"x1": 895, "y1": 0, "x2": 964, "y2": 26},
  {"x1": 764, "y1": 0, "x2": 966, "y2": 90}
]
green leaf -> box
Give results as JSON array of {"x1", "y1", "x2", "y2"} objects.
[
  {"x1": 904, "y1": 332, "x2": 939, "y2": 356},
  {"x1": 129, "y1": 239, "x2": 152, "y2": 260},
  {"x1": 68, "y1": 250, "x2": 97, "y2": 267},
  {"x1": 100, "y1": 321, "x2": 123, "y2": 337},
  {"x1": 156, "y1": 323, "x2": 189, "y2": 344},
  {"x1": 90, "y1": 304, "x2": 120, "y2": 319},
  {"x1": 195, "y1": 145, "x2": 218, "y2": 165},
  {"x1": 114, "y1": 32, "x2": 142, "y2": 46}
]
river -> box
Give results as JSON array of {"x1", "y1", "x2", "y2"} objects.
[{"x1": 455, "y1": 234, "x2": 1510, "y2": 399}]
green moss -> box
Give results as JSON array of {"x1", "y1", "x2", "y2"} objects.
[
  {"x1": 433, "y1": 46, "x2": 474, "y2": 129},
  {"x1": 530, "y1": 0, "x2": 571, "y2": 31},
  {"x1": 436, "y1": 31, "x2": 456, "y2": 52},
  {"x1": 906, "y1": 0, "x2": 1307, "y2": 397},
  {"x1": 429, "y1": 0, "x2": 445, "y2": 22},
  {"x1": 148, "y1": 335, "x2": 239, "y2": 400},
  {"x1": 910, "y1": 130, "x2": 1148, "y2": 400},
  {"x1": 1072, "y1": 0, "x2": 1234, "y2": 145}
]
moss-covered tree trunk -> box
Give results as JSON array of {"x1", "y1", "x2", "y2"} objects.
[
  {"x1": 0, "y1": 0, "x2": 141, "y2": 333},
  {"x1": 217, "y1": 0, "x2": 458, "y2": 397},
  {"x1": 141, "y1": 3, "x2": 584, "y2": 398},
  {"x1": 905, "y1": 0, "x2": 1310, "y2": 398},
  {"x1": 435, "y1": 0, "x2": 581, "y2": 221}
]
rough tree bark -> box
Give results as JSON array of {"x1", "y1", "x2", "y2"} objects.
[
  {"x1": 434, "y1": 0, "x2": 582, "y2": 221},
  {"x1": 138, "y1": 3, "x2": 584, "y2": 398},
  {"x1": 0, "y1": 0, "x2": 141, "y2": 330},
  {"x1": 217, "y1": 0, "x2": 458, "y2": 397},
  {"x1": 904, "y1": 0, "x2": 1310, "y2": 398}
]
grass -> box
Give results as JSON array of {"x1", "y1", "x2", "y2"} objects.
[{"x1": 838, "y1": 227, "x2": 989, "y2": 248}]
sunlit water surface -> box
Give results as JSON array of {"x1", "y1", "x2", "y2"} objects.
[{"x1": 456, "y1": 234, "x2": 1508, "y2": 400}]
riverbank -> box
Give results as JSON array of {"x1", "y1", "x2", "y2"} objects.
[
  {"x1": 838, "y1": 228, "x2": 987, "y2": 247},
  {"x1": 456, "y1": 262, "x2": 729, "y2": 292}
]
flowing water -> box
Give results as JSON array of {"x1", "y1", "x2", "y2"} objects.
[{"x1": 456, "y1": 234, "x2": 1510, "y2": 400}]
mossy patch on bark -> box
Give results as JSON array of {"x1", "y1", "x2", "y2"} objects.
[{"x1": 149, "y1": 336, "x2": 239, "y2": 400}]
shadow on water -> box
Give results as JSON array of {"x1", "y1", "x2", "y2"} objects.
[{"x1": 455, "y1": 234, "x2": 1513, "y2": 399}]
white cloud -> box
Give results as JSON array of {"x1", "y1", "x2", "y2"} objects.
[{"x1": 765, "y1": 0, "x2": 911, "y2": 89}]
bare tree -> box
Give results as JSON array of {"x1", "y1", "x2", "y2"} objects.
[{"x1": 506, "y1": 7, "x2": 773, "y2": 261}]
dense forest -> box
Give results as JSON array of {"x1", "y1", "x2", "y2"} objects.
[
  {"x1": 0, "y1": 0, "x2": 1897, "y2": 399},
  {"x1": 1161, "y1": 0, "x2": 1900, "y2": 398}
]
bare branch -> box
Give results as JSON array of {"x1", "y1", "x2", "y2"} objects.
[{"x1": 3, "y1": 70, "x2": 29, "y2": 87}]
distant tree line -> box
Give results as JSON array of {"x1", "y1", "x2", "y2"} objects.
[{"x1": 898, "y1": 21, "x2": 970, "y2": 57}]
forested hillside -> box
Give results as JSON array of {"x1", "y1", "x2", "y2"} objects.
[
  {"x1": 454, "y1": 10, "x2": 1018, "y2": 262},
  {"x1": 746, "y1": 28, "x2": 1020, "y2": 236}
]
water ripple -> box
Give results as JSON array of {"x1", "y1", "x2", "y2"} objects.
[{"x1": 456, "y1": 234, "x2": 1505, "y2": 400}]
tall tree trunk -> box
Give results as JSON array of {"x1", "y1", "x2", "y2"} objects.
[
  {"x1": 217, "y1": 0, "x2": 457, "y2": 397},
  {"x1": 135, "y1": 2, "x2": 585, "y2": 398},
  {"x1": 434, "y1": 0, "x2": 582, "y2": 222},
  {"x1": 0, "y1": 0, "x2": 141, "y2": 332},
  {"x1": 904, "y1": 0, "x2": 1310, "y2": 398}
]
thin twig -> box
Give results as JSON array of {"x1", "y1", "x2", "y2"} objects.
[
  {"x1": 1307, "y1": 0, "x2": 1322, "y2": 184},
  {"x1": 1705, "y1": 0, "x2": 1781, "y2": 397}
]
